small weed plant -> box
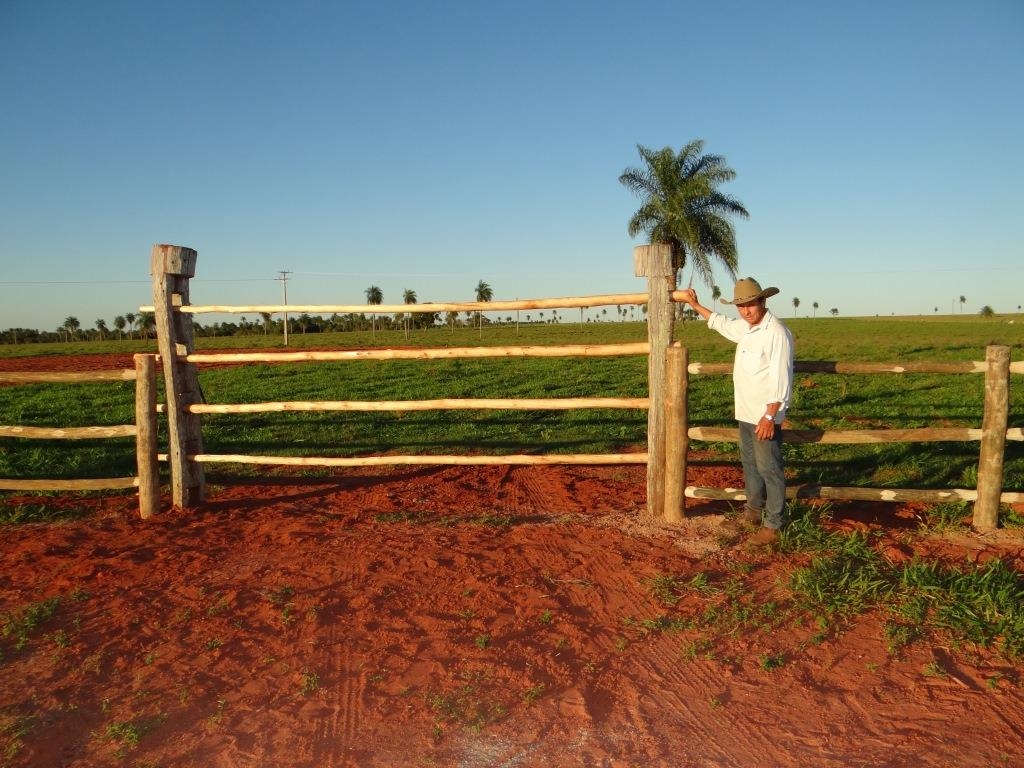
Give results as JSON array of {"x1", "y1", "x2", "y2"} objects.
[
  {"x1": 298, "y1": 671, "x2": 320, "y2": 696},
  {"x1": 1, "y1": 596, "x2": 61, "y2": 654}
]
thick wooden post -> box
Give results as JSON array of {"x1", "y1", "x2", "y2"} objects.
[
  {"x1": 634, "y1": 244, "x2": 674, "y2": 518},
  {"x1": 973, "y1": 344, "x2": 1010, "y2": 531},
  {"x1": 151, "y1": 244, "x2": 205, "y2": 508},
  {"x1": 134, "y1": 354, "x2": 160, "y2": 518},
  {"x1": 664, "y1": 345, "x2": 688, "y2": 522}
]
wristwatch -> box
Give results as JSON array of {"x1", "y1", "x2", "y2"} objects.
[{"x1": 762, "y1": 414, "x2": 774, "y2": 421}]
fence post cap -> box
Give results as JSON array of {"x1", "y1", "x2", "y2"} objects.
[
  {"x1": 151, "y1": 245, "x2": 197, "y2": 277},
  {"x1": 633, "y1": 244, "x2": 673, "y2": 278}
]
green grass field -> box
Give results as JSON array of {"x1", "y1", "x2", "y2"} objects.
[{"x1": 1, "y1": 315, "x2": 1022, "y2": 491}]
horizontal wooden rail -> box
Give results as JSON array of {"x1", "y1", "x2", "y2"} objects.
[
  {"x1": 141, "y1": 292, "x2": 650, "y2": 316},
  {"x1": 187, "y1": 397, "x2": 649, "y2": 414},
  {"x1": 0, "y1": 477, "x2": 140, "y2": 491},
  {"x1": 686, "y1": 484, "x2": 1024, "y2": 505},
  {"x1": 186, "y1": 342, "x2": 649, "y2": 364},
  {"x1": 191, "y1": 453, "x2": 648, "y2": 467},
  {"x1": 0, "y1": 425, "x2": 138, "y2": 439},
  {"x1": 687, "y1": 359, "x2": 1024, "y2": 376},
  {"x1": 0, "y1": 369, "x2": 137, "y2": 384},
  {"x1": 690, "y1": 426, "x2": 1024, "y2": 444}
]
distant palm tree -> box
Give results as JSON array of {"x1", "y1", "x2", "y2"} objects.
[
  {"x1": 94, "y1": 318, "x2": 108, "y2": 340},
  {"x1": 812, "y1": 301, "x2": 819, "y2": 318},
  {"x1": 124, "y1": 312, "x2": 136, "y2": 340},
  {"x1": 365, "y1": 285, "x2": 383, "y2": 339},
  {"x1": 475, "y1": 280, "x2": 492, "y2": 337},
  {"x1": 402, "y1": 288, "x2": 417, "y2": 339},
  {"x1": 712, "y1": 285, "x2": 721, "y2": 309},
  {"x1": 829, "y1": 308, "x2": 839, "y2": 317},
  {"x1": 137, "y1": 312, "x2": 155, "y2": 339},
  {"x1": 792, "y1": 297, "x2": 800, "y2": 317},
  {"x1": 959, "y1": 295, "x2": 966, "y2": 313},
  {"x1": 446, "y1": 310, "x2": 459, "y2": 333},
  {"x1": 113, "y1": 315, "x2": 126, "y2": 340},
  {"x1": 62, "y1": 316, "x2": 80, "y2": 342},
  {"x1": 260, "y1": 312, "x2": 273, "y2": 335},
  {"x1": 619, "y1": 140, "x2": 748, "y2": 289}
]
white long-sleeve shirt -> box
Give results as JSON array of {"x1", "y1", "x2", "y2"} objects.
[{"x1": 706, "y1": 310, "x2": 794, "y2": 425}]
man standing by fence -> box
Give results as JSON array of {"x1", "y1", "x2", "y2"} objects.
[{"x1": 679, "y1": 278, "x2": 794, "y2": 546}]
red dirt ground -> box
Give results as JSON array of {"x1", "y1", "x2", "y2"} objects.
[{"x1": 2, "y1": 353, "x2": 1023, "y2": 767}]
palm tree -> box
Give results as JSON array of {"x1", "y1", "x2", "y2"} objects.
[
  {"x1": 124, "y1": 312, "x2": 136, "y2": 340},
  {"x1": 959, "y1": 295, "x2": 966, "y2": 313},
  {"x1": 830, "y1": 308, "x2": 839, "y2": 317},
  {"x1": 62, "y1": 316, "x2": 80, "y2": 342},
  {"x1": 475, "y1": 280, "x2": 492, "y2": 337},
  {"x1": 446, "y1": 310, "x2": 459, "y2": 333},
  {"x1": 94, "y1": 318, "x2": 108, "y2": 340},
  {"x1": 792, "y1": 297, "x2": 800, "y2": 317},
  {"x1": 260, "y1": 312, "x2": 273, "y2": 335},
  {"x1": 812, "y1": 301, "x2": 819, "y2": 318},
  {"x1": 137, "y1": 312, "x2": 155, "y2": 339},
  {"x1": 402, "y1": 288, "x2": 417, "y2": 339},
  {"x1": 365, "y1": 285, "x2": 383, "y2": 339},
  {"x1": 114, "y1": 315, "x2": 126, "y2": 340},
  {"x1": 712, "y1": 285, "x2": 721, "y2": 309},
  {"x1": 619, "y1": 140, "x2": 748, "y2": 288}
]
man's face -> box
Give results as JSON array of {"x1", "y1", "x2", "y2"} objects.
[{"x1": 736, "y1": 298, "x2": 767, "y2": 326}]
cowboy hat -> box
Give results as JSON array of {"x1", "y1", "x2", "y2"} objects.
[{"x1": 720, "y1": 277, "x2": 780, "y2": 305}]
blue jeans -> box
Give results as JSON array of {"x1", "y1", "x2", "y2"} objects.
[{"x1": 738, "y1": 421, "x2": 786, "y2": 530}]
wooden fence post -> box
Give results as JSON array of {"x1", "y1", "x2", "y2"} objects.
[
  {"x1": 634, "y1": 244, "x2": 674, "y2": 518},
  {"x1": 151, "y1": 244, "x2": 205, "y2": 508},
  {"x1": 973, "y1": 344, "x2": 1010, "y2": 531},
  {"x1": 134, "y1": 354, "x2": 160, "y2": 518},
  {"x1": 664, "y1": 345, "x2": 688, "y2": 522}
]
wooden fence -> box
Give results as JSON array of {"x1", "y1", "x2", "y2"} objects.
[
  {"x1": 681, "y1": 349, "x2": 1024, "y2": 532},
  {"x1": 147, "y1": 242, "x2": 1021, "y2": 531},
  {"x1": 3, "y1": 243, "x2": 1017, "y2": 527},
  {"x1": 147, "y1": 245, "x2": 655, "y2": 513},
  {"x1": 0, "y1": 355, "x2": 161, "y2": 518}
]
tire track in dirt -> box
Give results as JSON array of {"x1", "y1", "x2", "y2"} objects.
[
  {"x1": 308, "y1": 534, "x2": 368, "y2": 768},
  {"x1": 623, "y1": 640, "x2": 753, "y2": 764},
  {"x1": 495, "y1": 465, "x2": 587, "y2": 517}
]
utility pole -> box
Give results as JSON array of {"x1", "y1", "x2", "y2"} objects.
[{"x1": 276, "y1": 270, "x2": 291, "y2": 347}]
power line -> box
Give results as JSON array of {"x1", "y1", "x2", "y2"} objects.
[
  {"x1": 0, "y1": 277, "x2": 273, "y2": 285},
  {"x1": 0, "y1": 279, "x2": 151, "y2": 285}
]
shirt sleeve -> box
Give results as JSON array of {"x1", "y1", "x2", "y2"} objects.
[
  {"x1": 766, "y1": 325, "x2": 794, "y2": 409},
  {"x1": 706, "y1": 312, "x2": 746, "y2": 343}
]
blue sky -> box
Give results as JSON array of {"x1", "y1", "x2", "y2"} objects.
[{"x1": 1, "y1": 0, "x2": 1022, "y2": 332}]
